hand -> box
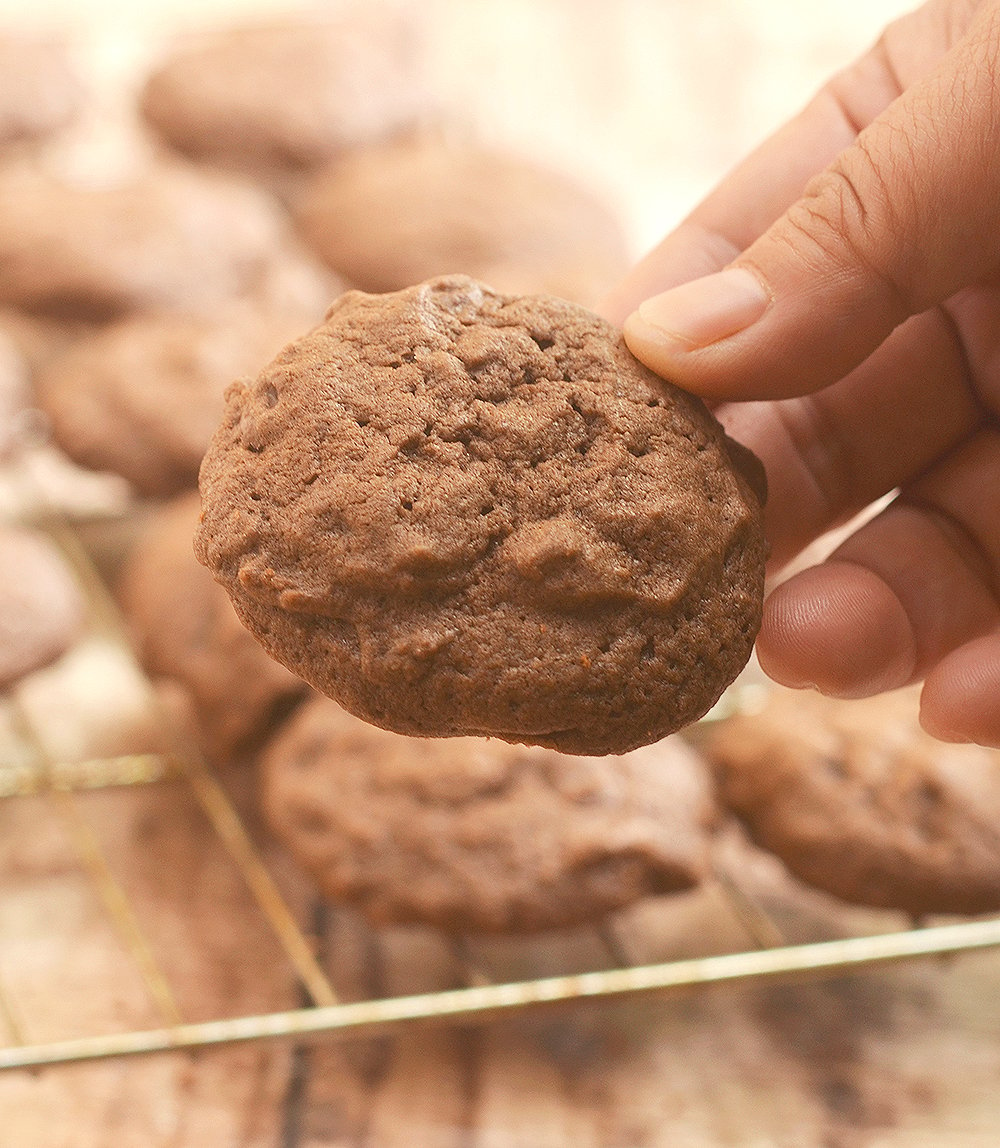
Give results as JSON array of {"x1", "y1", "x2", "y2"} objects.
[{"x1": 603, "y1": 0, "x2": 1000, "y2": 747}]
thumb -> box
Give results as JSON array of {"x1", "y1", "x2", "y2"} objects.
[{"x1": 624, "y1": 6, "x2": 1000, "y2": 401}]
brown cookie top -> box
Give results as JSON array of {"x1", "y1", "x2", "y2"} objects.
[
  {"x1": 118, "y1": 493, "x2": 308, "y2": 762},
  {"x1": 294, "y1": 140, "x2": 629, "y2": 306},
  {"x1": 140, "y1": 11, "x2": 428, "y2": 180},
  {"x1": 702, "y1": 686, "x2": 1000, "y2": 916},
  {"x1": 0, "y1": 163, "x2": 294, "y2": 321},
  {"x1": 196, "y1": 276, "x2": 766, "y2": 756},
  {"x1": 38, "y1": 304, "x2": 325, "y2": 498},
  {"x1": 261, "y1": 695, "x2": 717, "y2": 932},
  {"x1": 0, "y1": 526, "x2": 85, "y2": 690},
  {"x1": 0, "y1": 33, "x2": 84, "y2": 148}
]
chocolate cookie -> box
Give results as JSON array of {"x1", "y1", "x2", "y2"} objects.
[
  {"x1": 118, "y1": 493, "x2": 309, "y2": 761},
  {"x1": 294, "y1": 139, "x2": 629, "y2": 306},
  {"x1": 702, "y1": 686, "x2": 1000, "y2": 916},
  {"x1": 0, "y1": 33, "x2": 84, "y2": 149},
  {"x1": 261, "y1": 695, "x2": 716, "y2": 932},
  {"x1": 196, "y1": 276, "x2": 766, "y2": 756},
  {"x1": 0, "y1": 163, "x2": 295, "y2": 321},
  {"x1": 38, "y1": 304, "x2": 326, "y2": 498},
  {"x1": 140, "y1": 11, "x2": 428, "y2": 182},
  {"x1": 0, "y1": 526, "x2": 85, "y2": 690}
]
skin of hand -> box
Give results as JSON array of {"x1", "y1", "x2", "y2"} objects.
[{"x1": 602, "y1": 0, "x2": 1000, "y2": 748}]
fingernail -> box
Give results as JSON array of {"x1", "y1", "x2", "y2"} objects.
[{"x1": 632, "y1": 267, "x2": 770, "y2": 350}]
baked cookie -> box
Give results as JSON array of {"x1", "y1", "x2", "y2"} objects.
[
  {"x1": 140, "y1": 10, "x2": 428, "y2": 182},
  {"x1": 0, "y1": 526, "x2": 85, "y2": 690},
  {"x1": 38, "y1": 304, "x2": 327, "y2": 498},
  {"x1": 0, "y1": 163, "x2": 295, "y2": 321},
  {"x1": 294, "y1": 139, "x2": 629, "y2": 306},
  {"x1": 118, "y1": 493, "x2": 309, "y2": 761},
  {"x1": 0, "y1": 33, "x2": 84, "y2": 149},
  {"x1": 702, "y1": 686, "x2": 1000, "y2": 916},
  {"x1": 196, "y1": 276, "x2": 767, "y2": 756},
  {"x1": 261, "y1": 696, "x2": 716, "y2": 932}
]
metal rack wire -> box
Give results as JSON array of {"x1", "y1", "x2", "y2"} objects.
[{"x1": 3, "y1": 453, "x2": 1000, "y2": 1075}]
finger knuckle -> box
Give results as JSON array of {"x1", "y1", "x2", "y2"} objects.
[{"x1": 786, "y1": 141, "x2": 916, "y2": 313}]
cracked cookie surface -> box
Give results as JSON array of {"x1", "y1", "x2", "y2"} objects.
[{"x1": 196, "y1": 275, "x2": 766, "y2": 755}]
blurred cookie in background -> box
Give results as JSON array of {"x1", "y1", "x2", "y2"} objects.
[
  {"x1": 37, "y1": 301, "x2": 327, "y2": 499},
  {"x1": 260, "y1": 695, "x2": 718, "y2": 934},
  {"x1": 0, "y1": 31, "x2": 85, "y2": 151},
  {"x1": 0, "y1": 525, "x2": 85, "y2": 691},
  {"x1": 140, "y1": 8, "x2": 431, "y2": 189},
  {"x1": 701, "y1": 685, "x2": 1000, "y2": 917},
  {"x1": 0, "y1": 161, "x2": 302, "y2": 322},
  {"x1": 0, "y1": 326, "x2": 32, "y2": 460},
  {"x1": 293, "y1": 137, "x2": 630, "y2": 306},
  {"x1": 117, "y1": 492, "x2": 310, "y2": 763}
]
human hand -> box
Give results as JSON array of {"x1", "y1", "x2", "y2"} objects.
[{"x1": 603, "y1": 0, "x2": 1000, "y2": 747}]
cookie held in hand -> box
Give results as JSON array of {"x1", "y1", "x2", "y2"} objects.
[{"x1": 196, "y1": 276, "x2": 766, "y2": 755}]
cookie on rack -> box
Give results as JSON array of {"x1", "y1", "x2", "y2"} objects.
[
  {"x1": 0, "y1": 32, "x2": 84, "y2": 150},
  {"x1": 701, "y1": 685, "x2": 1000, "y2": 916},
  {"x1": 261, "y1": 695, "x2": 717, "y2": 932},
  {"x1": 118, "y1": 492, "x2": 310, "y2": 763},
  {"x1": 0, "y1": 163, "x2": 297, "y2": 321},
  {"x1": 38, "y1": 303, "x2": 328, "y2": 498},
  {"x1": 196, "y1": 275, "x2": 767, "y2": 756},
  {"x1": 293, "y1": 138, "x2": 629, "y2": 306},
  {"x1": 140, "y1": 10, "x2": 429, "y2": 184},
  {"x1": 0, "y1": 526, "x2": 85, "y2": 690}
]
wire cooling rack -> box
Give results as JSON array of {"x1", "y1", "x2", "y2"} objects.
[{"x1": 3, "y1": 454, "x2": 1000, "y2": 1075}]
